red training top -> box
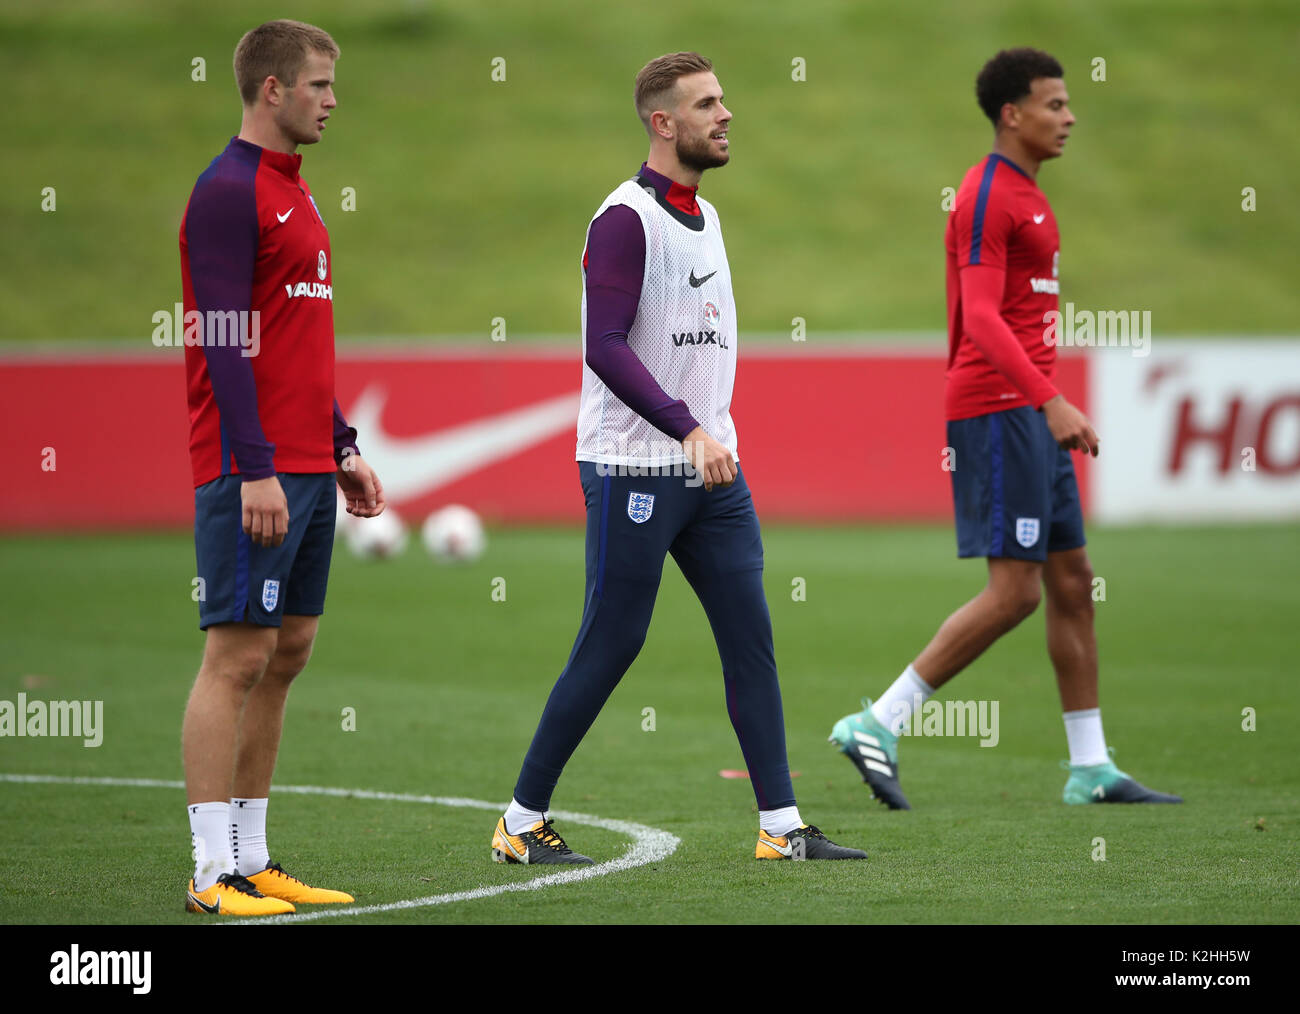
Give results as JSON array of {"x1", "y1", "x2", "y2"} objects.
[
  {"x1": 944, "y1": 152, "x2": 1062, "y2": 421},
  {"x1": 180, "y1": 137, "x2": 356, "y2": 488}
]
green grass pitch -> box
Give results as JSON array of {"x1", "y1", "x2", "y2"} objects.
[{"x1": 0, "y1": 523, "x2": 1294, "y2": 924}]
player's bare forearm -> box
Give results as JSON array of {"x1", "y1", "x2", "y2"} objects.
[
  {"x1": 337, "y1": 455, "x2": 386, "y2": 517},
  {"x1": 1042, "y1": 395, "x2": 1100, "y2": 457},
  {"x1": 241, "y1": 475, "x2": 289, "y2": 547},
  {"x1": 682, "y1": 425, "x2": 736, "y2": 491}
]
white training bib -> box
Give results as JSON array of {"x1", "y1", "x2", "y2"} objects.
[{"x1": 576, "y1": 178, "x2": 738, "y2": 468}]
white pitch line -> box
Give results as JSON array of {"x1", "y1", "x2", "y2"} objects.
[{"x1": 0, "y1": 773, "x2": 680, "y2": 924}]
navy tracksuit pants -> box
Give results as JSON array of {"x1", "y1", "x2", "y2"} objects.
[{"x1": 512, "y1": 461, "x2": 797, "y2": 812}]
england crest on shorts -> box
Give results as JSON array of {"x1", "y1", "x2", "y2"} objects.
[
  {"x1": 1015, "y1": 517, "x2": 1040, "y2": 548},
  {"x1": 262, "y1": 579, "x2": 280, "y2": 611},
  {"x1": 627, "y1": 491, "x2": 655, "y2": 524}
]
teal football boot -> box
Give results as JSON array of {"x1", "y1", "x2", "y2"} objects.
[
  {"x1": 1062, "y1": 750, "x2": 1183, "y2": 804},
  {"x1": 829, "y1": 698, "x2": 910, "y2": 810}
]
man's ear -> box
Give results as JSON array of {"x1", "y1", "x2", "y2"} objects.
[{"x1": 262, "y1": 75, "x2": 284, "y2": 107}]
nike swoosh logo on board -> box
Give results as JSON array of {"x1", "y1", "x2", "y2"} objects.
[{"x1": 342, "y1": 387, "x2": 580, "y2": 502}]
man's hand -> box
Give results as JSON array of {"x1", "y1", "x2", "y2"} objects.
[
  {"x1": 682, "y1": 425, "x2": 736, "y2": 491},
  {"x1": 241, "y1": 476, "x2": 290, "y2": 547},
  {"x1": 337, "y1": 454, "x2": 386, "y2": 518},
  {"x1": 1042, "y1": 395, "x2": 1100, "y2": 457}
]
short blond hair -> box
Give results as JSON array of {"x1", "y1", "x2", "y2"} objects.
[
  {"x1": 234, "y1": 19, "x2": 340, "y2": 107},
  {"x1": 634, "y1": 52, "x2": 713, "y2": 132}
]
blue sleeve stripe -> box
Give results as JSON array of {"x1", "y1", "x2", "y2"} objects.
[{"x1": 969, "y1": 158, "x2": 1000, "y2": 265}]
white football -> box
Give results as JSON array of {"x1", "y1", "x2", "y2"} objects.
[
  {"x1": 345, "y1": 505, "x2": 408, "y2": 559},
  {"x1": 422, "y1": 505, "x2": 486, "y2": 563}
]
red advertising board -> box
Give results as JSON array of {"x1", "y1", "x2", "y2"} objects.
[{"x1": 4, "y1": 346, "x2": 1090, "y2": 530}]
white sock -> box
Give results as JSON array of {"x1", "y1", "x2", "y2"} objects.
[
  {"x1": 230, "y1": 797, "x2": 270, "y2": 875},
  {"x1": 1063, "y1": 708, "x2": 1109, "y2": 766},
  {"x1": 504, "y1": 799, "x2": 544, "y2": 836},
  {"x1": 188, "y1": 801, "x2": 234, "y2": 892},
  {"x1": 759, "y1": 805, "x2": 803, "y2": 837},
  {"x1": 870, "y1": 664, "x2": 935, "y2": 736}
]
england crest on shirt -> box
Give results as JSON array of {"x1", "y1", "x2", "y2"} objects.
[
  {"x1": 262, "y1": 579, "x2": 280, "y2": 611},
  {"x1": 627, "y1": 492, "x2": 655, "y2": 524},
  {"x1": 1015, "y1": 517, "x2": 1040, "y2": 548},
  {"x1": 309, "y1": 193, "x2": 324, "y2": 226}
]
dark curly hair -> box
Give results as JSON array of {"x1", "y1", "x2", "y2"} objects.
[{"x1": 975, "y1": 48, "x2": 1064, "y2": 127}]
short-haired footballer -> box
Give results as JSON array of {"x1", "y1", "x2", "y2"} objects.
[
  {"x1": 179, "y1": 19, "x2": 385, "y2": 916},
  {"x1": 491, "y1": 52, "x2": 867, "y2": 864},
  {"x1": 830, "y1": 48, "x2": 1181, "y2": 810}
]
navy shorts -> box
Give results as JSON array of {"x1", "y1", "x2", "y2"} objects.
[
  {"x1": 193, "y1": 473, "x2": 337, "y2": 630},
  {"x1": 946, "y1": 406, "x2": 1086, "y2": 562}
]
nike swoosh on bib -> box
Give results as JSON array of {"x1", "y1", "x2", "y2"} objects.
[
  {"x1": 689, "y1": 269, "x2": 717, "y2": 287},
  {"x1": 343, "y1": 386, "x2": 581, "y2": 501}
]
